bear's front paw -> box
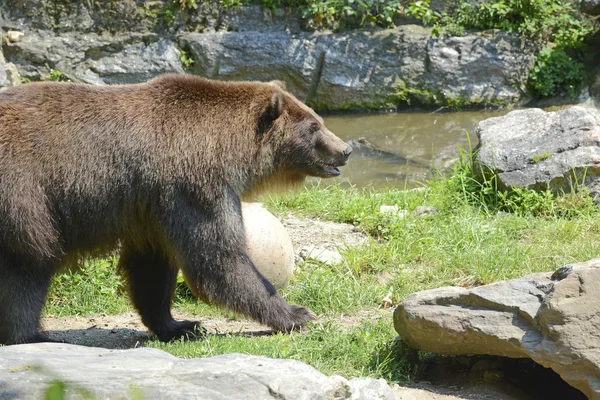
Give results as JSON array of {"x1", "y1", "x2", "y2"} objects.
[
  {"x1": 155, "y1": 320, "x2": 206, "y2": 342},
  {"x1": 279, "y1": 305, "x2": 317, "y2": 332}
]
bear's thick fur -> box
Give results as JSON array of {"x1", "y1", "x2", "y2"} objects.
[{"x1": 0, "y1": 74, "x2": 351, "y2": 344}]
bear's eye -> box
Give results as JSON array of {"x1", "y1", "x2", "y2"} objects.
[{"x1": 309, "y1": 122, "x2": 320, "y2": 133}]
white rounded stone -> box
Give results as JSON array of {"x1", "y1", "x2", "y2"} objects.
[
  {"x1": 242, "y1": 202, "x2": 294, "y2": 289},
  {"x1": 6, "y1": 31, "x2": 24, "y2": 43}
]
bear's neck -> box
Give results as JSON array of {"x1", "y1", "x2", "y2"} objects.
[{"x1": 241, "y1": 168, "x2": 306, "y2": 202}]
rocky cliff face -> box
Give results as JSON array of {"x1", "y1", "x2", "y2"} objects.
[{"x1": 0, "y1": 0, "x2": 537, "y2": 110}]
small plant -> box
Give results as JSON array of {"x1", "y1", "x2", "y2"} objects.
[
  {"x1": 48, "y1": 69, "x2": 67, "y2": 82},
  {"x1": 44, "y1": 380, "x2": 66, "y2": 400},
  {"x1": 219, "y1": 0, "x2": 244, "y2": 8},
  {"x1": 433, "y1": 16, "x2": 465, "y2": 37},
  {"x1": 530, "y1": 151, "x2": 553, "y2": 164},
  {"x1": 178, "y1": 0, "x2": 198, "y2": 9},
  {"x1": 261, "y1": 0, "x2": 303, "y2": 9},
  {"x1": 368, "y1": 0, "x2": 404, "y2": 28},
  {"x1": 164, "y1": 9, "x2": 174, "y2": 24},
  {"x1": 405, "y1": 0, "x2": 438, "y2": 27},
  {"x1": 177, "y1": 0, "x2": 244, "y2": 10},
  {"x1": 179, "y1": 50, "x2": 195, "y2": 70},
  {"x1": 301, "y1": 0, "x2": 355, "y2": 30},
  {"x1": 446, "y1": 139, "x2": 596, "y2": 218}
]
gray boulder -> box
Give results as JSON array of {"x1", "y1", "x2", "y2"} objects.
[
  {"x1": 393, "y1": 258, "x2": 600, "y2": 399},
  {"x1": 0, "y1": 45, "x2": 20, "y2": 88},
  {"x1": 0, "y1": 0, "x2": 163, "y2": 34},
  {"x1": 208, "y1": 9, "x2": 538, "y2": 110},
  {"x1": 221, "y1": 5, "x2": 304, "y2": 34},
  {"x1": 475, "y1": 106, "x2": 600, "y2": 199},
  {"x1": 0, "y1": 1, "x2": 301, "y2": 35},
  {"x1": 0, "y1": 343, "x2": 397, "y2": 400},
  {"x1": 583, "y1": 0, "x2": 600, "y2": 15},
  {"x1": 3, "y1": 31, "x2": 185, "y2": 84},
  {"x1": 428, "y1": 0, "x2": 496, "y2": 14},
  {"x1": 181, "y1": 27, "x2": 534, "y2": 110}
]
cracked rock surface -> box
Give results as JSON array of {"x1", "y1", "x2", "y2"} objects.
[
  {"x1": 583, "y1": 0, "x2": 600, "y2": 16},
  {"x1": 393, "y1": 258, "x2": 600, "y2": 400},
  {"x1": 474, "y1": 106, "x2": 600, "y2": 200},
  {"x1": 0, "y1": 343, "x2": 396, "y2": 400},
  {"x1": 0, "y1": 44, "x2": 20, "y2": 88},
  {"x1": 0, "y1": 2, "x2": 536, "y2": 109}
]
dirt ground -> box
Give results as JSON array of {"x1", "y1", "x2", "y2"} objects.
[{"x1": 40, "y1": 215, "x2": 583, "y2": 400}]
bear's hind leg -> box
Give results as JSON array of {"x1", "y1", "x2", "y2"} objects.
[
  {"x1": 0, "y1": 253, "x2": 55, "y2": 345},
  {"x1": 118, "y1": 243, "x2": 203, "y2": 342}
]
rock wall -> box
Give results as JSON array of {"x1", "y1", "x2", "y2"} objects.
[
  {"x1": 583, "y1": 0, "x2": 600, "y2": 16},
  {"x1": 0, "y1": 43, "x2": 19, "y2": 87},
  {"x1": 0, "y1": 0, "x2": 537, "y2": 110}
]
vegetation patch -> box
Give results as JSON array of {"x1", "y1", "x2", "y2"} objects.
[
  {"x1": 47, "y1": 257, "x2": 129, "y2": 317},
  {"x1": 527, "y1": 47, "x2": 586, "y2": 98}
]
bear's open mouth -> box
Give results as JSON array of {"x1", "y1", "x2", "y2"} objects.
[{"x1": 317, "y1": 163, "x2": 341, "y2": 177}]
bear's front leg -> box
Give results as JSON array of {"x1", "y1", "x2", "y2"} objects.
[{"x1": 162, "y1": 187, "x2": 316, "y2": 332}]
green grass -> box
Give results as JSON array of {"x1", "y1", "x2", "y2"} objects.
[
  {"x1": 46, "y1": 257, "x2": 129, "y2": 317},
  {"x1": 44, "y1": 155, "x2": 600, "y2": 383},
  {"x1": 267, "y1": 180, "x2": 600, "y2": 291}
]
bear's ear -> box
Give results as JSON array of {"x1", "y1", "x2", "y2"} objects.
[
  {"x1": 270, "y1": 80, "x2": 287, "y2": 91},
  {"x1": 257, "y1": 93, "x2": 283, "y2": 136}
]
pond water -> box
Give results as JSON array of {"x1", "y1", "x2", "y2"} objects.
[{"x1": 323, "y1": 109, "x2": 513, "y2": 189}]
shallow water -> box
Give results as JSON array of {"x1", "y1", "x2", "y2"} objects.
[{"x1": 323, "y1": 109, "x2": 512, "y2": 189}]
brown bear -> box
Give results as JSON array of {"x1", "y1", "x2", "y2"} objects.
[{"x1": 0, "y1": 74, "x2": 352, "y2": 345}]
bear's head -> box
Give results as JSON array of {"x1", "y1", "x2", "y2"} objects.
[{"x1": 259, "y1": 83, "x2": 352, "y2": 179}]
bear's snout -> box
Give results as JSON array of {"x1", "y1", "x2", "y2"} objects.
[{"x1": 343, "y1": 146, "x2": 353, "y2": 161}]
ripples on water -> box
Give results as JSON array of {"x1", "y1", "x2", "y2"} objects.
[{"x1": 321, "y1": 109, "x2": 513, "y2": 189}]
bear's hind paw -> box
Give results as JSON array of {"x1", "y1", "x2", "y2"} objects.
[{"x1": 154, "y1": 320, "x2": 205, "y2": 342}]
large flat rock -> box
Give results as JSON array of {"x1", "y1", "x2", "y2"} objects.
[
  {"x1": 0, "y1": 343, "x2": 396, "y2": 400},
  {"x1": 393, "y1": 259, "x2": 600, "y2": 399}
]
